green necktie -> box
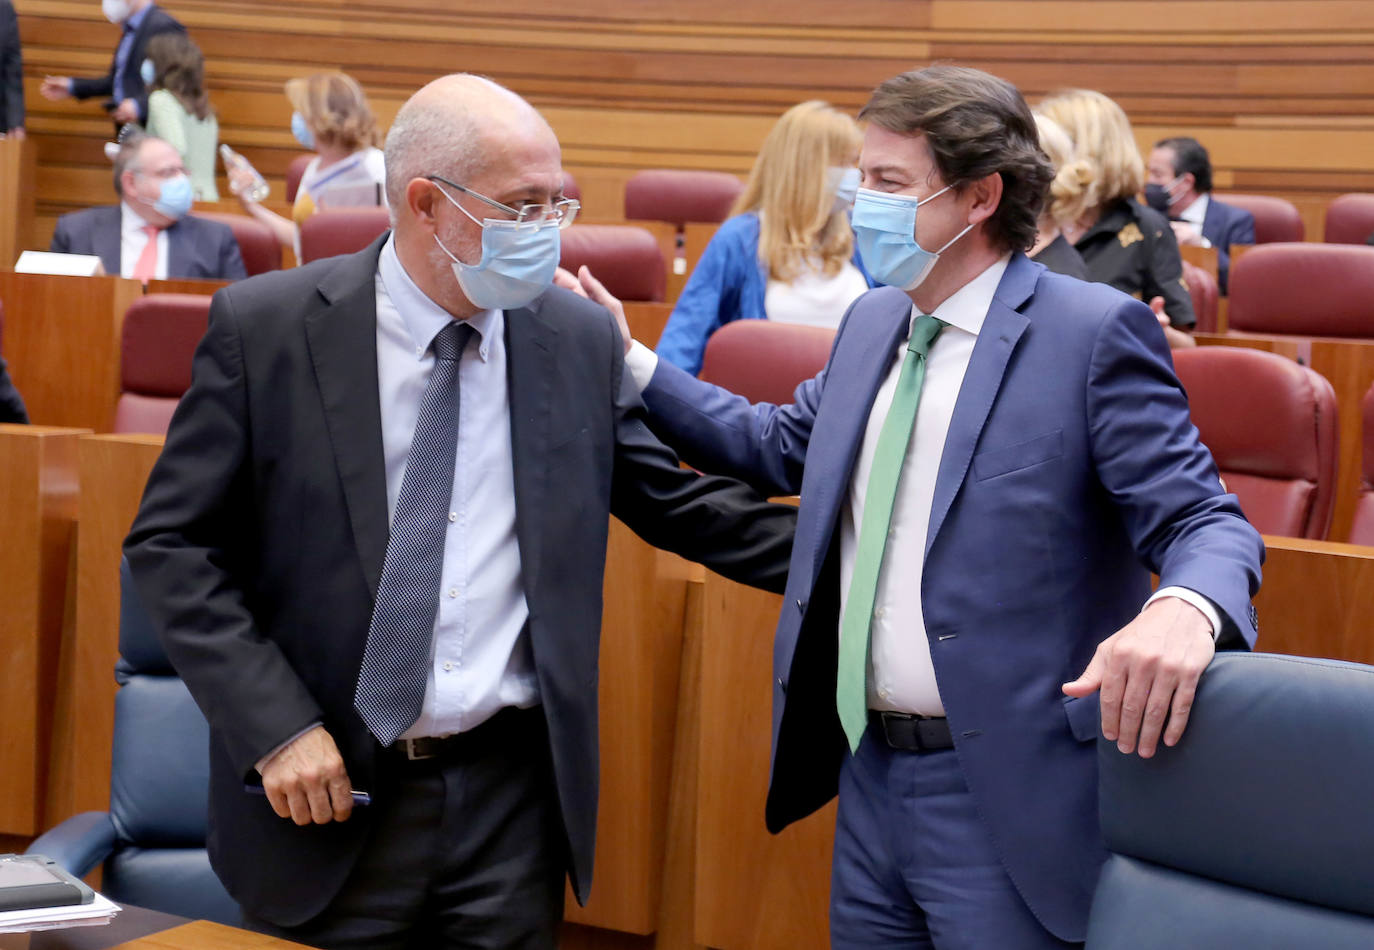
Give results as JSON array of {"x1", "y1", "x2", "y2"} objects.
[{"x1": 836, "y1": 314, "x2": 946, "y2": 753}]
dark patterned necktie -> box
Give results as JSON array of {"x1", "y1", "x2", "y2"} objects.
[{"x1": 354, "y1": 320, "x2": 474, "y2": 745}]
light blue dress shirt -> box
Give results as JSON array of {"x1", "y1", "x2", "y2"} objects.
[{"x1": 375, "y1": 235, "x2": 538, "y2": 740}]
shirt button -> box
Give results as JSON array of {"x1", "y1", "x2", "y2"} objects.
[
  {"x1": 888, "y1": 527, "x2": 896, "y2": 538},
  {"x1": 448, "y1": 512, "x2": 457, "y2": 523},
  {"x1": 878, "y1": 688, "x2": 889, "y2": 699},
  {"x1": 415, "y1": 345, "x2": 423, "y2": 357},
  {"x1": 448, "y1": 588, "x2": 458, "y2": 598},
  {"x1": 442, "y1": 661, "x2": 452, "y2": 672},
  {"x1": 874, "y1": 607, "x2": 886, "y2": 620}
]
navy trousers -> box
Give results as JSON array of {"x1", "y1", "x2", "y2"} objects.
[{"x1": 829, "y1": 721, "x2": 1082, "y2": 949}]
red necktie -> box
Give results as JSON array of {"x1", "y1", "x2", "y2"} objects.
[{"x1": 132, "y1": 224, "x2": 160, "y2": 282}]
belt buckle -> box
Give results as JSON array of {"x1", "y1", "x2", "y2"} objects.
[
  {"x1": 877, "y1": 711, "x2": 917, "y2": 751},
  {"x1": 399, "y1": 737, "x2": 437, "y2": 761}
]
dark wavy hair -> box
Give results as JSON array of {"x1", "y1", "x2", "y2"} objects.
[
  {"x1": 858, "y1": 65, "x2": 1053, "y2": 253},
  {"x1": 1154, "y1": 136, "x2": 1213, "y2": 194},
  {"x1": 146, "y1": 32, "x2": 212, "y2": 122}
]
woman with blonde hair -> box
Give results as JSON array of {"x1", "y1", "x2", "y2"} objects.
[
  {"x1": 143, "y1": 32, "x2": 218, "y2": 200},
  {"x1": 654, "y1": 100, "x2": 875, "y2": 375},
  {"x1": 1027, "y1": 112, "x2": 1089, "y2": 279},
  {"x1": 229, "y1": 71, "x2": 385, "y2": 252},
  {"x1": 1038, "y1": 88, "x2": 1195, "y2": 347}
]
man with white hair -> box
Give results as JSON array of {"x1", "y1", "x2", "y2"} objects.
[{"x1": 124, "y1": 74, "x2": 795, "y2": 948}]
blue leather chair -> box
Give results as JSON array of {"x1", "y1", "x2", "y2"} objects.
[
  {"x1": 1087, "y1": 652, "x2": 1374, "y2": 948},
  {"x1": 27, "y1": 560, "x2": 239, "y2": 925}
]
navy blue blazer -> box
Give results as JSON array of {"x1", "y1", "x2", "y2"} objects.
[
  {"x1": 639, "y1": 252, "x2": 1264, "y2": 942},
  {"x1": 68, "y1": 4, "x2": 184, "y2": 121},
  {"x1": 50, "y1": 206, "x2": 247, "y2": 282},
  {"x1": 1200, "y1": 198, "x2": 1256, "y2": 294}
]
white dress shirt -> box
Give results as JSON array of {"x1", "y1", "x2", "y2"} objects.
[
  {"x1": 119, "y1": 202, "x2": 168, "y2": 280},
  {"x1": 375, "y1": 235, "x2": 538, "y2": 739},
  {"x1": 626, "y1": 254, "x2": 1220, "y2": 719},
  {"x1": 1178, "y1": 193, "x2": 1210, "y2": 231},
  {"x1": 764, "y1": 260, "x2": 871, "y2": 329}
]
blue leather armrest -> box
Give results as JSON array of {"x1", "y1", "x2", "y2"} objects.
[{"x1": 26, "y1": 811, "x2": 118, "y2": 877}]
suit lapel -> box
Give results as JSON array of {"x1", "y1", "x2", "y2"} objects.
[
  {"x1": 95, "y1": 207, "x2": 122, "y2": 277},
  {"x1": 925, "y1": 256, "x2": 1034, "y2": 557},
  {"x1": 165, "y1": 218, "x2": 188, "y2": 278},
  {"x1": 304, "y1": 238, "x2": 390, "y2": 595},
  {"x1": 504, "y1": 301, "x2": 556, "y2": 599}
]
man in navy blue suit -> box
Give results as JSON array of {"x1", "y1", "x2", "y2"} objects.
[
  {"x1": 566, "y1": 66, "x2": 1263, "y2": 948},
  {"x1": 50, "y1": 133, "x2": 245, "y2": 282},
  {"x1": 1146, "y1": 136, "x2": 1256, "y2": 294}
]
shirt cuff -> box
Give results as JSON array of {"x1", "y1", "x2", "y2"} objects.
[
  {"x1": 254, "y1": 721, "x2": 322, "y2": 775},
  {"x1": 624, "y1": 339, "x2": 658, "y2": 394},
  {"x1": 1146, "y1": 586, "x2": 1221, "y2": 641}
]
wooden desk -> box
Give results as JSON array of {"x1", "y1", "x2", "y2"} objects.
[
  {"x1": 45, "y1": 435, "x2": 164, "y2": 826},
  {"x1": 0, "y1": 905, "x2": 309, "y2": 949},
  {"x1": 0, "y1": 273, "x2": 142, "y2": 432},
  {"x1": 1179, "y1": 244, "x2": 1219, "y2": 280},
  {"x1": 143, "y1": 280, "x2": 230, "y2": 298},
  {"x1": 1195, "y1": 332, "x2": 1374, "y2": 541},
  {"x1": 0, "y1": 426, "x2": 88, "y2": 835},
  {"x1": 0, "y1": 137, "x2": 35, "y2": 271}
]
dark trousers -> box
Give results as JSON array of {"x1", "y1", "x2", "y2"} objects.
[
  {"x1": 829, "y1": 721, "x2": 1082, "y2": 950},
  {"x1": 244, "y1": 707, "x2": 565, "y2": 950}
]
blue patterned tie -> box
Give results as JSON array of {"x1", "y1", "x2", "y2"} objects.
[{"x1": 354, "y1": 320, "x2": 474, "y2": 745}]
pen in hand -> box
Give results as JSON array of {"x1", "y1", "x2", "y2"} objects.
[{"x1": 244, "y1": 783, "x2": 372, "y2": 806}]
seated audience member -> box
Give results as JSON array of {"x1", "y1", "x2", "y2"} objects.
[
  {"x1": 50, "y1": 132, "x2": 246, "y2": 281},
  {"x1": 0, "y1": 353, "x2": 26, "y2": 423},
  {"x1": 1146, "y1": 136, "x2": 1255, "y2": 294},
  {"x1": 142, "y1": 32, "x2": 218, "y2": 200},
  {"x1": 655, "y1": 100, "x2": 875, "y2": 375},
  {"x1": 1028, "y1": 112, "x2": 1090, "y2": 280},
  {"x1": 40, "y1": 0, "x2": 184, "y2": 127},
  {"x1": 229, "y1": 71, "x2": 385, "y2": 253},
  {"x1": 1039, "y1": 89, "x2": 1196, "y2": 349}
]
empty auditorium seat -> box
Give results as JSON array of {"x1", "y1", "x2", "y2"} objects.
[
  {"x1": 1324, "y1": 193, "x2": 1374, "y2": 245},
  {"x1": 1181, "y1": 260, "x2": 1218, "y2": 333},
  {"x1": 298, "y1": 207, "x2": 392, "y2": 264},
  {"x1": 559, "y1": 224, "x2": 666, "y2": 302},
  {"x1": 1173, "y1": 346, "x2": 1337, "y2": 538},
  {"x1": 1228, "y1": 243, "x2": 1374, "y2": 336},
  {"x1": 623, "y1": 170, "x2": 743, "y2": 227},
  {"x1": 114, "y1": 294, "x2": 211, "y2": 435},
  {"x1": 699, "y1": 320, "x2": 834, "y2": 406},
  {"x1": 1349, "y1": 383, "x2": 1374, "y2": 545},
  {"x1": 285, "y1": 153, "x2": 316, "y2": 204},
  {"x1": 1213, "y1": 193, "x2": 1304, "y2": 243},
  {"x1": 190, "y1": 211, "x2": 279, "y2": 277},
  {"x1": 1086, "y1": 652, "x2": 1374, "y2": 949}
]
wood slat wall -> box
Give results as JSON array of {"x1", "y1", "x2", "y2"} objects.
[{"x1": 10, "y1": 0, "x2": 1373, "y2": 252}]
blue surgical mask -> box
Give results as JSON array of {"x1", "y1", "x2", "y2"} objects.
[
  {"x1": 432, "y1": 185, "x2": 561, "y2": 311},
  {"x1": 152, "y1": 174, "x2": 194, "y2": 220},
  {"x1": 139, "y1": 59, "x2": 155, "y2": 87},
  {"x1": 851, "y1": 185, "x2": 974, "y2": 291},
  {"x1": 828, "y1": 167, "x2": 861, "y2": 210},
  {"x1": 291, "y1": 112, "x2": 315, "y2": 150}
]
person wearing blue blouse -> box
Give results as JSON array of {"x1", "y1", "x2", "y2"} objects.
[{"x1": 656, "y1": 101, "x2": 876, "y2": 375}]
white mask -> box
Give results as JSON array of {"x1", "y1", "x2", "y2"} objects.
[{"x1": 102, "y1": 0, "x2": 134, "y2": 24}]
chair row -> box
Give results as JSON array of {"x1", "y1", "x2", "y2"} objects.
[{"x1": 1217, "y1": 192, "x2": 1374, "y2": 245}]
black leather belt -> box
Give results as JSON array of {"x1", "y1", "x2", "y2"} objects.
[
  {"x1": 869, "y1": 711, "x2": 954, "y2": 753},
  {"x1": 388, "y1": 706, "x2": 542, "y2": 762}
]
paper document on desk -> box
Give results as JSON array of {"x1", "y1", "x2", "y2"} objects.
[{"x1": 0, "y1": 892, "x2": 120, "y2": 933}]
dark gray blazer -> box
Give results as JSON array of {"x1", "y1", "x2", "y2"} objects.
[
  {"x1": 0, "y1": 1, "x2": 23, "y2": 133},
  {"x1": 123, "y1": 236, "x2": 795, "y2": 925},
  {"x1": 51, "y1": 206, "x2": 247, "y2": 282}
]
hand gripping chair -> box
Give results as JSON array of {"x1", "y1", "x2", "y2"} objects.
[
  {"x1": 1086, "y1": 651, "x2": 1374, "y2": 948},
  {"x1": 1172, "y1": 346, "x2": 1337, "y2": 539},
  {"x1": 26, "y1": 560, "x2": 240, "y2": 925},
  {"x1": 699, "y1": 319, "x2": 835, "y2": 405}
]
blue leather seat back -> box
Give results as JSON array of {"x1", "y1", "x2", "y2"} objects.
[
  {"x1": 1087, "y1": 652, "x2": 1374, "y2": 947},
  {"x1": 105, "y1": 847, "x2": 242, "y2": 927}
]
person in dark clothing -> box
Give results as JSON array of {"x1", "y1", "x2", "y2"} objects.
[
  {"x1": 0, "y1": 0, "x2": 24, "y2": 139},
  {"x1": 1028, "y1": 112, "x2": 1089, "y2": 281}
]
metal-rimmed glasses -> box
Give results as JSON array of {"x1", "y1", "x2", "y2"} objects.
[{"x1": 428, "y1": 174, "x2": 579, "y2": 230}]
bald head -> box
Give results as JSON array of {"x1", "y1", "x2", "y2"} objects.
[{"x1": 384, "y1": 74, "x2": 557, "y2": 213}]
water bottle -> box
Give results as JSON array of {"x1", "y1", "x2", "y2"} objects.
[{"x1": 220, "y1": 144, "x2": 269, "y2": 202}]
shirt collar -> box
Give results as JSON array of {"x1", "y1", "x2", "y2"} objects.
[
  {"x1": 378, "y1": 234, "x2": 497, "y2": 362},
  {"x1": 1179, "y1": 193, "x2": 1209, "y2": 227},
  {"x1": 120, "y1": 200, "x2": 153, "y2": 233},
  {"x1": 124, "y1": 4, "x2": 152, "y2": 32},
  {"x1": 915, "y1": 252, "x2": 1012, "y2": 337}
]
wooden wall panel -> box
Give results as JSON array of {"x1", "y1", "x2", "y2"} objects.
[{"x1": 11, "y1": 1, "x2": 1372, "y2": 251}]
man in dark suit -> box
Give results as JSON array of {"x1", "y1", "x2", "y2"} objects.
[
  {"x1": 568, "y1": 66, "x2": 1263, "y2": 948},
  {"x1": 1146, "y1": 136, "x2": 1256, "y2": 294},
  {"x1": 0, "y1": 0, "x2": 24, "y2": 139},
  {"x1": 123, "y1": 74, "x2": 795, "y2": 949},
  {"x1": 50, "y1": 133, "x2": 245, "y2": 281},
  {"x1": 39, "y1": 0, "x2": 183, "y2": 126}
]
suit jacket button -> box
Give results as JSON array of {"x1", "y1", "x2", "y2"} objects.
[{"x1": 777, "y1": 677, "x2": 787, "y2": 694}]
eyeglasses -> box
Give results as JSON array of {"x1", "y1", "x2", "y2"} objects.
[{"x1": 428, "y1": 175, "x2": 579, "y2": 230}]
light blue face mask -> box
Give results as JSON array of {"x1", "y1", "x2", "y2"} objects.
[
  {"x1": 139, "y1": 59, "x2": 155, "y2": 87},
  {"x1": 291, "y1": 112, "x2": 315, "y2": 150},
  {"x1": 151, "y1": 174, "x2": 194, "y2": 220},
  {"x1": 851, "y1": 185, "x2": 975, "y2": 291},
  {"x1": 432, "y1": 184, "x2": 561, "y2": 311},
  {"x1": 828, "y1": 167, "x2": 861, "y2": 210}
]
